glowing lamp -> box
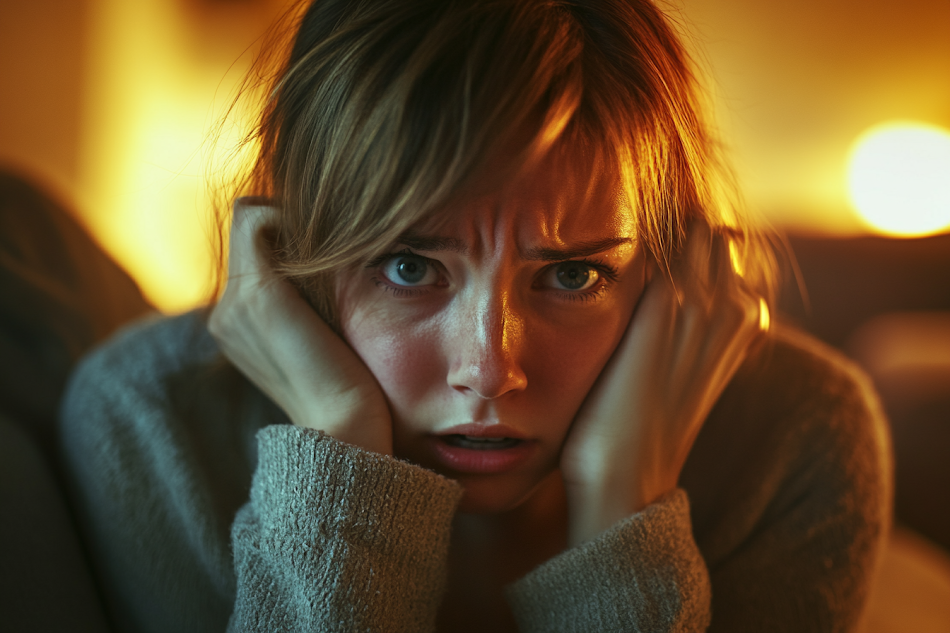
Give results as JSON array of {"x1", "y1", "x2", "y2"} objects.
[{"x1": 846, "y1": 121, "x2": 950, "y2": 237}]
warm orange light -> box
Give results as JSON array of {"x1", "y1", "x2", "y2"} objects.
[
  {"x1": 846, "y1": 122, "x2": 950, "y2": 237},
  {"x1": 77, "y1": 0, "x2": 264, "y2": 313},
  {"x1": 727, "y1": 239, "x2": 745, "y2": 277}
]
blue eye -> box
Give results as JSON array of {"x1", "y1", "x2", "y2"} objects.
[
  {"x1": 543, "y1": 261, "x2": 600, "y2": 291},
  {"x1": 381, "y1": 254, "x2": 439, "y2": 286}
]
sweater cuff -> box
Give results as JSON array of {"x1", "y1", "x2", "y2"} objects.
[
  {"x1": 252, "y1": 424, "x2": 463, "y2": 559},
  {"x1": 505, "y1": 489, "x2": 711, "y2": 633}
]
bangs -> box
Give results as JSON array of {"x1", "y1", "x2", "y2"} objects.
[
  {"x1": 268, "y1": 1, "x2": 588, "y2": 278},
  {"x1": 232, "y1": 0, "x2": 774, "y2": 327}
]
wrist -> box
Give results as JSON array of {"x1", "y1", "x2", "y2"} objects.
[
  {"x1": 290, "y1": 390, "x2": 393, "y2": 456},
  {"x1": 563, "y1": 466, "x2": 675, "y2": 547},
  {"x1": 564, "y1": 478, "x2": 646, "y2": 547}
]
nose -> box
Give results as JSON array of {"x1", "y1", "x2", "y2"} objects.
[{"x1": 447, "y1": 289, "x2": 528, "y2": 399}]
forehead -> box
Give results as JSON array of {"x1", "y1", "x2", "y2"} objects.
[{"x1": 420, "y1": 155, "x2": 637, "y2": 249}]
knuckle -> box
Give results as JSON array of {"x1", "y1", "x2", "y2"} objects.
[
  {"x1": 207, "y1": 294, "x2": 245, "y2": 340},
  {"x1": 739, "y1": 298, "x2": 763, "y2": 336},
  {"x1": 206, "y1": 306, "x2": 227, "y2": 339},
  {"x1": 719, "y1": 292, "x2": 759, "y2": 334}
]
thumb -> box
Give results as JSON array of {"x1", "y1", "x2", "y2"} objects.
[{"x1": 228, "y1": 197, "x2": 280, "y2": 281}]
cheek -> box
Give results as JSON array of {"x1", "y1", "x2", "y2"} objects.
[
  {"x1": 523, "y1": 287, "x2": 643, "y2": 425},
  {"x1": 340, "y1": 304, "x2": 446, "y2": 410},
  {"x1": 527, "y1": 313, "x2": 625, "y2": 409}
]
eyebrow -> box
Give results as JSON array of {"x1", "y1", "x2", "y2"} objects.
[
  {"x1": 523, "y1": 237, "x2": 633, "y2": 261},
  {"x1": 397, "y1": 233, "x2": 468, "y2": 254},
  {"x1": 396, "y1": 233, "x2": 633, "y2": 261}
]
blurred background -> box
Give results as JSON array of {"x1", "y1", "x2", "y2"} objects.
[{"x1": 1, "y1": 0, "x2": 948, "y2": 625}]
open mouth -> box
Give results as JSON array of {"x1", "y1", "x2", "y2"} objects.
[
  {"x1": 429, "y1": 426, "x2": 535, "y2": 473},
  {"x1": 440, "y1": 434, "x2": 523, "y2": 450}
]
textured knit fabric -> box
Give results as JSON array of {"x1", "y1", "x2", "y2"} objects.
[
  {"x1": 59, "y1": 311, "x2": 892, "y2": 632},
  {"x1": 231, "y1": 426, "x2": 461, "y2": 632}
]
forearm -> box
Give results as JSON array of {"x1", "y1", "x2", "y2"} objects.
[
  {"x1": 507, "y1": 489, "x2": 711, "y2": 633},
  {"x1": 229, "y1": 425, "x2": 463, "y2": 633}
]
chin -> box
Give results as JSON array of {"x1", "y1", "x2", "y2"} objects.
[{"x1": 453, "y1": 472, "x2": 551, "y2": 515}]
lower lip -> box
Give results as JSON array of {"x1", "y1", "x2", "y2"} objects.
[{"x1": 428, "y1": 437, "x2": 536, "y2": 474}]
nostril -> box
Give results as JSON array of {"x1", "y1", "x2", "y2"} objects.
[
  {"x1": 448, "y1": 359, "x2": 527, "y2": 399},
  {"x1": 447, "y1": 293, "x2": 527, "y2": 398}
]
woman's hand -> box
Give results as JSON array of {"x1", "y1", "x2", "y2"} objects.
[
  {"x1": 208, "y1": 199, "x2": 393, "y2": 455},
  {"x1": 559, "y1": 224, "x2": 766, "y2": 546}
]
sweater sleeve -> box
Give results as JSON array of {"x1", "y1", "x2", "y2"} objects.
[
  {"x1": 58, "y1": 314, "x2": 464, "y2": 633},
  {"x1": 229, "y1": 425, "x2": 463, "y2": 633},
  {"x1": 505, "y1": 332, "x2": 892, "y2": 633},
  {"x1": 505, "y1": 489, "x2": 710, "y2": 633}
]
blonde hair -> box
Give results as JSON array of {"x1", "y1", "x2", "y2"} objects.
[{"x1": 217, "y1": 0, "x2": 776, "y2": 329}]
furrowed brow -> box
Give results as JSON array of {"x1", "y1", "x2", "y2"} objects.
[
  {"x1": 397, "y1": 233, "x2": 468, "y2": 254},
  {"x1": 523, "y1": 237, "x2": 633, "y2": 261}
]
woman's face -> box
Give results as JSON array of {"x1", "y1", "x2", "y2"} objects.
[{"x1": 336, "y1": 166, "x2": 647, "y2": 513}]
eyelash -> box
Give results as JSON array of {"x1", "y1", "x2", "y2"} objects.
[
  {"x1": 365, "y1": 251, "x2": 620, "y2": 302},
  {"x1": 549, "y1": 258, "x2": 619, "y2": 303},
  {"x1": 366, "y1": 249, "x2": 439, "y2": 298}
]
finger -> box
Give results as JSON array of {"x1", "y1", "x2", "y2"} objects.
[
  {"x1": 711, "y1": 230, "x2": 769, "y2": 340},
  {"x1": 671, "y1": 229, "x2": 763, "y2": 405},
  {"x1": 597, "y1": 267, "x2": 679, "y2": 396},
  {"x1": 667, "y1": 223, "x2": 724, "y2": 374},
  {"x1": 758, "y1": 296, "x2": 770, "y2": 333},
  {"x1": 228, "y1": 198, "x2": 279, "y2": 281},
  {"x1": 669, "y1": 219, "x2": 718, "y2": 310},
  {"x1": 696, "y1": 273, "x2": 762, "y2": 397},
  {"x1": 718, "y1": 235, "x2": 771, "y2": 335}
]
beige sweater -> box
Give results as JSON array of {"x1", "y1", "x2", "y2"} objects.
[{"x1": 59, "y1": 312, "x2": 891, "y2": 632}]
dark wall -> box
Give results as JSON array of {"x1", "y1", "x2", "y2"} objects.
[{"x1": 779, "y1": 233, "x2": 950, "y2": 348}]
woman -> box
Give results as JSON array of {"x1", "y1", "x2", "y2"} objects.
[{"x1": 59, "y1": 0, "x2": 891, "y2": 631}]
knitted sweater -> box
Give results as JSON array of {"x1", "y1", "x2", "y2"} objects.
[{"x1": 59, "y1": 312, "x2": 891, "y2": 632}]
